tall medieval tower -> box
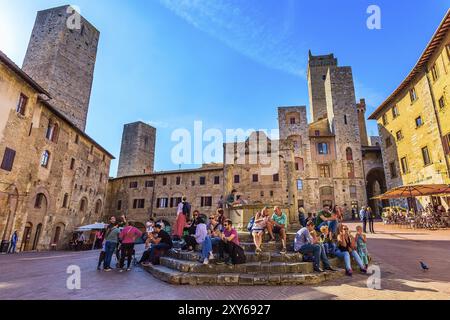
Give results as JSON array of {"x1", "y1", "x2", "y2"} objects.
[
  {"x1": 307, "y1": 51, "x2": 338, "y2": 122},
  {"x1": 22, "y1": 5, "x2": 99, "y2": 131},
  {"x1": 117, "y1": 122, "x2": 156, "y2": 177}
]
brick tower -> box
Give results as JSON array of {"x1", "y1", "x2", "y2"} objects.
[
  {"x1": 22, "y1": 5, "x2": 100, "y2": 131},
  {"x1": 357, "y1": 99, "x2": 370, "y2": 146},
  {"x1": 117, "y1": 122, "x2": 156, "y2": 177}
]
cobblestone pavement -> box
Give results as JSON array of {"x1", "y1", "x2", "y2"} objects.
[{"x1": 0, "y1": 222, "x2": 449, "y2": 300}]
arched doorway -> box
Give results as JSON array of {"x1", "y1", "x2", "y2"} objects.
[
  {"x1": 32, "y1": 223, "x2": 43, "y2": 251},
  {"x1": 52, "y1": 223, "x2": 66, "y2": 249},
  {"x1": 366, "y1": 168, "x2": 388, "y2": 217},
  {"x1": 21, "y1": 222, "x2": 33, "y2": 252}
]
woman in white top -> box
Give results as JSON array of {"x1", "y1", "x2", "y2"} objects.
[{"x1": 251, "y1": 207, "x2": 269, "y2": 255}]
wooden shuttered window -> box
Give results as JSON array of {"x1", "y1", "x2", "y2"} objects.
[{"x1": 1, "y1": 148, "x2": 16, "y2": 172}]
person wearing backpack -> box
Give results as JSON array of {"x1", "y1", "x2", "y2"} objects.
[{"x1": 216, "y1": 219, "x2": 245, "y2": 265}]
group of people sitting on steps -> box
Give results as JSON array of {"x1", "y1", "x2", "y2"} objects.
[
  {"x1": 97, "y1": 196, "x2": 370, "y2": 276},
  {"x1": 168, "y1": 198, "x2": 246, "y2": 266},
  {"x1": 294, "y1": 204, "x2": 370, "y2": 276}
]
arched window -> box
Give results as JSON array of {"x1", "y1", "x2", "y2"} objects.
[
  {"x1": 95, "y1": 200, "x2": 102, "y2": 214},
  {"x1": 41, "y1": 151, "x2": 50, "y2": 168},
  {"x1": 46, "y1": 121, "x2": 59, "y2": 143},
  {"x1": 346, "y1": 147, "x2": 353, "y2": 161},
  {"x1": 80, "y1": 198, "x2": 87, "y2": 212},
  {"x1": 62, "y1": 194, "x2": 69, "y2": 208},
  {"x1": 34, "y1": 193, "x2": 46, "y2": 208}
]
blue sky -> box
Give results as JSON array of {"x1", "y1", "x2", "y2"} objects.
[{"x1": 1, "y1": 0, "x2": 448, "y2": 176}]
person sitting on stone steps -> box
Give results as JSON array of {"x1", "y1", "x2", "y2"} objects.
[
  {"x1": 215, "y1": 219, "x2": 243, "y2": 265},
  {"x1": 193, "y1": 217, "x2": 215, "y2": 265},
  {"x1": 272, "y1": 206, "x2": 288, "y2": 254},
  {"x1": 182, "y1": 210, "x2": 200, "y2": 252},
  {"x1": 141, "y1": 224, "x2": 173, "y2": 266},
  {"x1": 251, "y1": 207, "x2": 269, "y2": 255},
  {"x1": 293, "y1": 221, "x2": 336, "y2": 273}
]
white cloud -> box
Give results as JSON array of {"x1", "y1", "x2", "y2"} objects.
[{"x1": 158, "y1": 0, "x2": 306, "y2": 77}]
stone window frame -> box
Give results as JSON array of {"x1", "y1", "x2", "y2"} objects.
[
  {"x1": 395, "y1": 130, "x2": 403, "y2": 141},
  {"x1": 409, "y1": 87, "x2": 418, "y2": 104},
  {"x1": 252, "y1": 174, "x2": 259, "y2": 183},
  {"x1": 62, "y1": 193, "x2": 69, "y2": 208},
  {"x1": 295, "y1": 157, "x2": 304, "y2": 171},
  {"x1": 415, "y1": 115, "x2": 423, "y2": 128},
  {"x1": 234, "y1": 175, "x2": 240, "y2": 184},
  {"x1": 297, "y1": 179, "x2": 303, "y2": 191},
  {"x1": 349, "y1": 185, "x2": 357, "y2": 199},
  {"x1": 16, "y1": 93, "x2": 28, "y2": 116},
  {"x1": 392, "y1": 105, "x2": 400, "y2": 119},
  {"x1": 389, "y1": 161, "x2": 398, "y2": 179},
  {"x1": 45, "y1": 120, "x2": 60, "y2": 143},
  {"x1": 431, "y1": 63, "x2": 439, "y2": 82},
  {"x1": 400, "y1": 156, "x2": 409, "y2": 174},
  {"x1": 40, "y1": 150, "x2": 50, "y2": 168},
  {"x1": 421, "y1": 146, "x2": 432, "y2": 166},
  {"x1": 0, "y1": 147, "x2": 16, "y2": 172},
  {"x1": 317, "y1": 142, "x2": 329, "y2": 155},
  {"x1": 273, "y1": 173, "x2": 280, "y2": 182},
  {"x1": 319, "y1": 164, "x2": 331, "y2": 178},
  {"x1": 382, "y1": 113, "x2": 389, "y2": 126},
  {"x1": 438, "y1": 96, "x2": 446, "y2": 109},
  {"x1": 133, "y1": 199, "x2": 145, "y2": 209},
  {"x1": 213, "y1": 176, "x2": 220, "y2": 185},
  {"x1": 176, "y1": 176, "x2": 181, "y2": 185},
  {"x1": 199, "y1": 176, "x2": 206, "y2": 185},
  {"x1": 200, "y1": 196, "x2": 213, "y2": 207}
]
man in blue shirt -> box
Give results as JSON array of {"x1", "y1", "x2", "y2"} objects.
[
  {"x1": 294, "y1": 221, "x2": 335, "y2": 273},
  {"x1": 360, "y1": 206, "x2": 368, "y2": 233}
]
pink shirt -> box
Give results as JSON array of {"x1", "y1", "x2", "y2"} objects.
[
  {"x1": 224, "y1": 228, "x2": 239, "y2": 245},
  {"x1": 119, "y1": 226, "x2": 142, "y2": 244}
]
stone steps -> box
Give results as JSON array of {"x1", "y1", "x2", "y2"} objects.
[
  {"x1": 168, "y1": 249, "x2": 304, "y2": 263},
  {"x1": 160, "y1": 256, "x2": 324, "y2": 274},
  {"x1": 143, "y1": 264, "x2": 346, "y2": 286}
]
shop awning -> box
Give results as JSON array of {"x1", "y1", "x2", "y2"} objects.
[{"x1": 372, "y1": 184, "x2": 450, "y2": 200}]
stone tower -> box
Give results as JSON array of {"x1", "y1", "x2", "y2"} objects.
[
  {"x1": 356, "y1": 99, "x2": 370, "y2": 146},
  {"x1": 117, "y1": 122, "x2": 156, "y2": 177},
  {"x1": 22, "y1": 5, "x2": 100, "y2": 131},
  {"x1": 307, "y1": 51, "x2": 338, "y2": 122}
]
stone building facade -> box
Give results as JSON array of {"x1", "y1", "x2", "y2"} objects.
[
  {"x1": 0, "y1": 6, "x2": 113, "y2": 252},
  {"x1": 369, "y1": 11, "x2": 450, "y2": 210},
  {"x1": 109, "y1": 52, "x2": 385, "y2": 227},
  {"x1": 106, "y1": 164, "x2": 224, "y2": 228},
  {"x1": 117, "y1": 122, "x2": 156, "y2": 177},
  {"x1": 22, "y1": 5, "x2": 100, "y2": 132}
]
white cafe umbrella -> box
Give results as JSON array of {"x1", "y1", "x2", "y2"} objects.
[{"x1": 75, "y1": 222, "x2": 108, "y2": 232}]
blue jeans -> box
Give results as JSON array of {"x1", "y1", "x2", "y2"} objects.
[
  {"x1": 8, "y1": 242, "x2": 16, "y2": 254},
  {"x1": 323, "y1": 242, "x2": 336, "y2": 255},
  {"x1": 104, "y1": 241, "x2": 117, "y2": 269},
  {"x1": 299, "y1": 215, "x2": 306, "y2": 228},
  {"x1": 211, "y1": 237, "x2": 221, "y2": 247},
  {"x1": 200, "y1": 236, "x2": 212, "y2": 260},
  {"x1": 328, "y1": 220, "x2": 338, "y2": 234},
  {"x1": 334, "y1": 249, "x2": 365, "y2": 271},
  {"x1": 315, "y1": 221, "x2": 328, "y2": 232},
  {"x1": 298, "y1": 243, "x2": 331, "y2": 270}
]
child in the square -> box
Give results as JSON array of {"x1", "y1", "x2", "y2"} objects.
[
  {"x1": 355, "y1": 225, "x2": 369, "y2": 269},
  {"x1": 319, "y1": 225, "x2": 336, "y2": 256}
]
